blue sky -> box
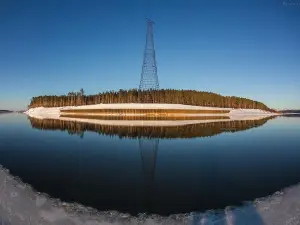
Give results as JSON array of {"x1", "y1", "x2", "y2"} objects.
[{"x1": 0, "y1": 0, "x2": 299, "y2": 110}]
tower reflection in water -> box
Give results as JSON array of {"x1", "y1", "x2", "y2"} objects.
[{"x1": 139, "y1": 138, "x2": 159, "y2": 212}]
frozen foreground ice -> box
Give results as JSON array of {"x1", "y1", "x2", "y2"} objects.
[{"x1": 1, "y1": 165, "x2": 300, "y2": 225}]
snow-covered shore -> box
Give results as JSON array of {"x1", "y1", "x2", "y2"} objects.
[
  {"x1": 24, "y1": 104, "x2": 278, "y2": 123},
  {"x1": 1, "y1": 165, "x2": 300, "y2": 225}
]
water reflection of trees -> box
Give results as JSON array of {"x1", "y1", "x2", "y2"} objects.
[{"x1": 28, "y1": 117, "x2": 275, "y2": 139}]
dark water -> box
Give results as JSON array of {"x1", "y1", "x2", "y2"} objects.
[{"x1": 0, "y1": 114, "x2": 300, "y2": 216}]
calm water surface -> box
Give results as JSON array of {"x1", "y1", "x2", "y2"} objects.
[{"x1": 0, "y1": 114, "x2": 300, "y2": 216}]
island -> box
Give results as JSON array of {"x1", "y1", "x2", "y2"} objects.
[{"x1": 25, "y1": 89, "x2": 279, "y2": 121}]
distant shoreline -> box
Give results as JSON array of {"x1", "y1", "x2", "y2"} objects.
[{"x1": 0, "y1": 110, "x2": 13, "y2": 113}]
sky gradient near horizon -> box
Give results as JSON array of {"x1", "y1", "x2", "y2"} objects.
[{"x1": 0, "y1": 0, "x2": 299, "y2": 110}]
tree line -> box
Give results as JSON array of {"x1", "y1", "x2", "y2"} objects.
[{"x1": 28, "y1": 88, "x2": 276, "y2": 112}]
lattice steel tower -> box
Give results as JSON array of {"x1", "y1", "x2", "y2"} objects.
[{"x1": 139, "y1": 19, "x2": 159, "y2": 90}]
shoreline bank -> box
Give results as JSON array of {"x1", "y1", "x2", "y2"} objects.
[{"x1": 25, "y1": 104, "x2": 279, "y2": 122}]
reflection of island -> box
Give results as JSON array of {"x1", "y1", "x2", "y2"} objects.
[{"x1": 28, "y1": 116, "x2": 275, "y2": 139}]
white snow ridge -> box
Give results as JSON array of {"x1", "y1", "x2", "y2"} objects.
[{"x1": 1, "y1": 165, "x2": 300, "y2": 225}]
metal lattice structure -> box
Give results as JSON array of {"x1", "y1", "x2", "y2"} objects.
[{"x1": 139, "y1": 19, "x2": 159, "y2": 91}]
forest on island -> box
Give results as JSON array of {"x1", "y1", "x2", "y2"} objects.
[{"x1": 28, "y1": 89, "x2": 276, "y2": 112}]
